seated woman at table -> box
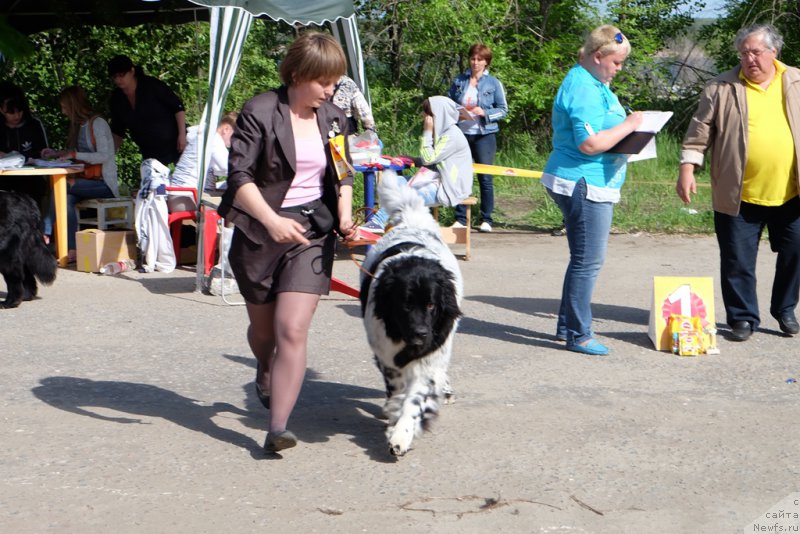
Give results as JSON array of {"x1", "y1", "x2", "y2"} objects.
[
  {"x1": 360, "y1": 96, "x2": 472, "y2": 233},
  {"x1": 0, "y1": 81, "x2": 51, "y2": 217},
  {"x1": 42, "y1": 86, "x2": 118, "y2": 261}
]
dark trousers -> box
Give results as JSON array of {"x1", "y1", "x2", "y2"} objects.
[
  {"x1": 714, "y1": 196, "x2": 800, "y2": 329},
  {"x1": 455, "y1": 132, "x2": 496, "y2": 225}
]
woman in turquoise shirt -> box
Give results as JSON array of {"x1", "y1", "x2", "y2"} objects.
[{"x1": 542, "y1": 25, "x2": 643, "y2": 356}]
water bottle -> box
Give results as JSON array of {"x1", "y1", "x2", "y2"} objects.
[{"x1": 100, "y1": 259, "x2": 136, "y2": 275}]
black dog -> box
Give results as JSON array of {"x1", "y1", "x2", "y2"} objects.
[
  {"x1": 360, "y1": 172, "x2": 463, "y2": 456},
  {"x1": 0, "y1": 191, "x2": 57, "y2": 308}
]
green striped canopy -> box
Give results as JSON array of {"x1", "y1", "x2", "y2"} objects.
[
  {"x1": 188, "y1": 2, "x2": 363, "y2": 288},
  {"x1": 0, "y1": 0, "x2": 364, "y2": 288}
]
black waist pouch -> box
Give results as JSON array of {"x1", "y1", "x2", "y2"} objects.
[{"x1": 282, "y1": 199, "x2": 334, "y2": 236}]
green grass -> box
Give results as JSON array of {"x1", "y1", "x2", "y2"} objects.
[{"x1": 355, "y1": 132, "x2": 715, "y2": 234}]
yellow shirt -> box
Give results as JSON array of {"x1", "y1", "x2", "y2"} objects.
[{"x1": 741, "y1": 61, "x2": 798, "y2": 205}]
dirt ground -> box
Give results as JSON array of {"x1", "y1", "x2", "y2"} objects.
[{"x1": 2, "y1": 231, "x2": 798, "y2": 533}]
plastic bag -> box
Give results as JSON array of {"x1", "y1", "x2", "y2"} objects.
[
  {"x1": 348, "y1": 130, "x2": 382, "y2": 164},
  {"x1": 0, "y1": 151, "x2": 25, "y2": 169}
]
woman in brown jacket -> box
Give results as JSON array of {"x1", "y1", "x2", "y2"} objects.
[{"x1": 218, "y1": 32, "x2": 357, "y2": 454}]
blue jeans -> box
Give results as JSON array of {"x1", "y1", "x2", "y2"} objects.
[
  {"x1": 714, "y1": 197, "x2": 800, "y2": 329},
  {"x1": 44, "y1": 179, "x2": 114, "y2": 250},
  {"x1": 369, "y1": 174, "x2": 438, "y2": 226},
  {"x1": 548, "y1": 179, "x2": 614, "y2": 344},
  {"x1": 455, "y1": 133, "x2": 496, "y2": 225}
]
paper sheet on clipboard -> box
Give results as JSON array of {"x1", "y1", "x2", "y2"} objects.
[
  {"x1": 619, "y1": 111, "x2": 673, "y2": 162},
  {"x1": 627, "y1": 138, "x2": 657, "y2": 162}
]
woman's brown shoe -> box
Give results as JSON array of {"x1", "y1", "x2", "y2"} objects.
[{"x1": 264, "y1": 430, "x2": 297, "y2": 453}]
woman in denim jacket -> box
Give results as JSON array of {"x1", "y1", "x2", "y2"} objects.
[{"x1": 448, "y1": 43, "x2": 508, "y2": 232}]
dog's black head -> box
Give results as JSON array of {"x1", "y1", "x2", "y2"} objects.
[{"x1": 371, "y1": 255, "x2": 461, "y2": 368}]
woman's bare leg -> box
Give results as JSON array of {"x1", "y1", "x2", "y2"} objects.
[{"x1": 268, "y1": 291, "x2": 321, "y2": 432}]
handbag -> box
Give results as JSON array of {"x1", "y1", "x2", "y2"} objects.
[
  {"x1": 303, "y1": 202, "x2": 334, "y2": 235},
  {"x1": 281, "y1": 199, "x2": 335, "y2": 236},
  {"x1": 77, "y1": 162, "x2": 103, "y2": 179}
]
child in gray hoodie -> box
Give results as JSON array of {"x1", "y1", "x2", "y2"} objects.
[{"x1": 362, "y1": 96, "x2": 473, "y2": 232}]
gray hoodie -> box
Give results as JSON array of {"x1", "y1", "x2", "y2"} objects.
[{"x1": 419, "y1": 96, "x2": 474, "y2": 206}]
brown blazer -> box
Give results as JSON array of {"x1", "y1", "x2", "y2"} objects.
[{"x1": 218, "y1": 86, "x2": 354, "y2": 244}]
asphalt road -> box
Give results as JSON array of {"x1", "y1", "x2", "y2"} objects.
[{"x1": 2, "y1": 231, "x2": 798, "y2": 533}]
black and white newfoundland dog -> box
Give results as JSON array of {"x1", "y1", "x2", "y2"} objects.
[
  {"x1": 360, "y1": 171, "x2": 463, "y2": 456},
  {"x1": 0, "y1": 191, "x2": 57, "y2": 308}
]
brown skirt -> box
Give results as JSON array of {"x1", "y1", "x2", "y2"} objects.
[{"x1": 228, "y1": 210, "x2": 335, "y2": 304}]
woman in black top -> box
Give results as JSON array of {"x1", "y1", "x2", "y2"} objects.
[
  {"x1": 0, "y1": 82, "x2": 48, "y2": 159},
  {"x1": 0, "y1": 82, "x2": 51, "y2": 225},
  {"x1": 107, "y1": 55, "x2": 186, "y2": 165}
]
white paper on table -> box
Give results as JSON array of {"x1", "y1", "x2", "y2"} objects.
[{"x1": 29, "y1": 158, "x2": 84, "y2": 169}]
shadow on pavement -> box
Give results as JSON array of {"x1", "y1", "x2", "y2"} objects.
[
  {"x1": 127, "y1": 269, "x2": 198, "y2": 295},
  {"x1": 32, "y1": 376, "x2": 263, "y2": 455},
  {"x1": 224, "y1": 354, "x2": 392, "y2": 462},
  {"x1": 468, "y1": 295, "x2": 649, "y2": 326}
]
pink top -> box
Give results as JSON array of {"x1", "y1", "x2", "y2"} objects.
[{"x1": 282, "y1": 136, "x2": 326, "y2": 207}]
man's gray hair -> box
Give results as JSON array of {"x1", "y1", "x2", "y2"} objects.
[{"x1": 735, "y1": 23, "x2": 784, "y2": 54}]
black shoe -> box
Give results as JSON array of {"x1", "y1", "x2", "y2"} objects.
[
  {"x1": 776, "y1": 314, "x2": 800, "y2": 335},
  {"x1": 254, "y1": 382, "x2": 270, "y2": 410},
  {"x1": 264, "y1": 430, "x2": 297, "y2": 453},
  {"x1": 255, "y1": 362, "x2": 270, "y2": 410},
  {"x1": 729, "y1": 321, "x2": 753, "y2": 342}
]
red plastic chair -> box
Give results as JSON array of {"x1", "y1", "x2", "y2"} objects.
[{"x1": 165, "y1": 186, "x2": 220, "y2": 275}]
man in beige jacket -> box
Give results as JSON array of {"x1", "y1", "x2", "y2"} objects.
[{"x1": 677, "y1": 23, "x2": 800, "y2": 342}]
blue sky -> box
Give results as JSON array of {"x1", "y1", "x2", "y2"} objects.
[
  {"x1": 597, "y1": 0, "x2": 727, "y2": 19},
  {"x1": 695, "y1": 0, "x2": 727, "y2": 18}
]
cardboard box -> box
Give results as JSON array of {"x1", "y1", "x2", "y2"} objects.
[{"x1": 76, "y1": 229, "x2": 137, "y2": 273}]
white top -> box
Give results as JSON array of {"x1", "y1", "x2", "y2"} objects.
[{"x1": 170, "y1": 125, "x2": 229, "y2": 192}]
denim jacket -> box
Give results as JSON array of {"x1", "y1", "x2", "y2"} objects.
[{"x1": 448, "y1": 69, "x2": 508, "y2": 135}]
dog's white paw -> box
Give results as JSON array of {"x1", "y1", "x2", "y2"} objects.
[{"x1": 387, "y1": 425, "x2": 414, "y2": 456}]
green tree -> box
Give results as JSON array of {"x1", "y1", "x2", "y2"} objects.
[
  {"x1": 357, "y1": 0, "x2": 596, "y2": 146},
  {"x1": 701, "y1": 0, "x2": 800, "y2": 69},
  {"x1": 605, "y1": 0, "x2": 705, "y2": 118}
]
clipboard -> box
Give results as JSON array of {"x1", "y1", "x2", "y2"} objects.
[
  {"x1": 607, "y1": 111, "x2": 673, "y2": 155},
  {"x1": 607, "y1": 131, "x2": 656, "y2": 154}
]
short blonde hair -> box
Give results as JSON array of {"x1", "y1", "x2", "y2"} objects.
[
  {"x1": 279, "y1": 32, "x2": 347, "y2": 86},
  {"x1": 578, "y1": 25, "x2": 631, "y2": 60}
]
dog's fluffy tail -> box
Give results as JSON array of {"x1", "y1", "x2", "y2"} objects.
[
  {"x1": 378, "y1": 170, "x2": 440, "y2": 232},
  {"x1": 28, "y1": 237, "x2": 57, "y2": 286}
]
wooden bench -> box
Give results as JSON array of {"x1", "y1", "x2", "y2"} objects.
[{"x1": 432, "y1": 196, "x2": 478, "y2": 260}]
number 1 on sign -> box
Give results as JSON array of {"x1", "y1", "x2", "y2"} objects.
[{"x1": 667, "y1": 284, "x2": 691, "y2": 317}]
